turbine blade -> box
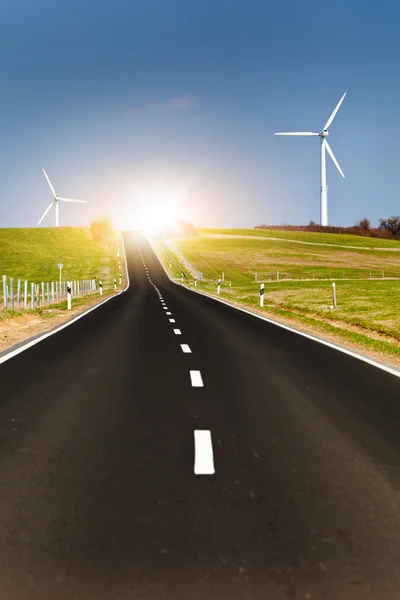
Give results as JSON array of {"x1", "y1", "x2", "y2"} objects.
[
  {"x1": 58, "y1": 197, "x2": 88, "y2": 203},
  {"x1": 274, "y1": 132, "x2": 319, "y2": 136},
  {"x1": 42, "y1": 168, "x2": 57, "y2": 197},
  {"x1": 325, "y1": 140, "x2": 345, "y2": 178},
  {"x1": 37, "y1": 201, "x2": 54, "y2": 226},
  {"x1": 323, "y1": 92, "x2": 346, "y2": 130}
]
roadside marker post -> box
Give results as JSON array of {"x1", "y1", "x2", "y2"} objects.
[
  {"x1": 119, "y1": 274, "x2": 122, "y2": 286},
  {"x1": 194, "y1": 277, "x2": 197, "y2": 287},
  {"x1": 332, "y1": 282, "x2": 337, "y2": 309},
  {"x1": 222, "y1": 272, "x2": 224, "y2": 282},
  {"x1": 57, "y1": 264, "x2": 63, "y2": 288},
  {"x1": 114, "y1": 279, "x2": 117, "y2": 290},
  {"x1": 229, "y1": 283, "x2": 232, "y2": 294},
  {"x1": 99, "y1": 280, "x2": 103, "y2": 296},
  {"x1": 67, "y1": 282, "x2": 72, "y2": 310},
  {"x1": 260, "y1": 283, "x2": 264, "y2": 307},
  {"x1": 217, "y1": 278, "x2": 221, "y2": 295}
]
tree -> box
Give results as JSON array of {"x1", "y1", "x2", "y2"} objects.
[
  {"x1": 379, "y1": 216, "x2": 400, "y2": 237},
  {"x1": 357, "y1": 217, "x2": 371, "y2": 231},
  {"x1": 90, "y1": 215, "x2": 114, "y2": 242}
]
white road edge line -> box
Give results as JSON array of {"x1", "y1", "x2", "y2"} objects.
[
  {"x1": 190, "y1": 370, "x2": 203, "y2": 387},
  {"x1": 181, "y1": 344, "x2": 192, "y2": 353},
  {"x1": 194, "y1": 430, "x2": 215, "y2": 475},
  {"x1": 0, "y1": 230, "x2": 130, "y2": 366},
  {"x1": 173, "y1": 329, "x2": 182, "y2": 335},
  {"x1": 150, "y1": 239, "x2": 400, "y2": 380}
]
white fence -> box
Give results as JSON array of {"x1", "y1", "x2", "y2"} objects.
[
  {"x1": 164, "y1": 239, "x2": 203, "y2": 280},
  {"x1": 1, "y1": 275, "x2": 97, "y2": 310}
]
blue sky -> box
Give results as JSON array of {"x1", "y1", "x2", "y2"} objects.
[{"x1": 1, "y1": 0, "x2": 399, "y2": 229}]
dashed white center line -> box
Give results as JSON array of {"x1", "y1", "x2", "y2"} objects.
[
  {"x1": 173, "y1": 329, "x2": 182, "y2": 335},
  {"x1": 169, "y1": 318, "x2": 176, "y2": 323},
  {"x1": 166, "y1": 312, "x2": 171, "y2": 315},
  {"x1": 163, "y1": 307, "x2": 168, "y2": 310},
  {"x1": 194, "y1": 430, "x2": 215, "y2": 475},
  {"x1": 181, "y1": 344, "x2": 191, "y2": 353},
  {"x1": 190, "y1": 370, "x2": 203, "y2": 387}
]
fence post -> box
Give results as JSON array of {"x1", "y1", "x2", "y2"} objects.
[
  {"x1": 217, "y1": 278, "x2": 221, "y2": 294},
  {"x1": 24, "y1": 280, "x2": 28, "y2": 309},
  {"x1": 67, "y1": 282, "x2": 72, "y2": 310},
  {"x1": 222, "y1": 272, "x2": 224, "y2": 282},
  {"x1": 47, "y1": 282, "x2": 50, "y2": 305},
  {"x1": 277, "y1": 271, "x2": 279, "y2": 281},
  {"x1": 2, "y1": 275, "x2": 7, "y2": 309},
  {"x1": 10, "y1": 277, "x2": 14, "y2": 309},
  {"x1": 41, "y1": 282, "x2": 45, "y2": 305},
  {"x1": 260, "y1": 283, "x2": 264, "y2": 307},
  {"x1": 332, "y1": 282, "x2": 337, "y2": 308},
  {"x1": 17, "y1": 279, "x2": 21, "y2": 309},
  {"x1": 51, "y1": 281, "x2": 54, "y2": 301},
  {"x1": 36, "y1": 284, "x2": 40, "y2": 308}
]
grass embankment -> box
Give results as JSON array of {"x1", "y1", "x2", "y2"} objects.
[
  {"x1": 154, "y1": 230, "x2": 400, "y2": 366},
  {"x1": 0, "y1": 227, "x2": 125, "y2": 351}
]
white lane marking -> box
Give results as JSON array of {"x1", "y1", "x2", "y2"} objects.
[
  {"x1": 150, "y1": 241, "x2": 400, "y2": 380},
  {"x1": 173, "y1": 329, "x2": 182, "y2": 335},
  {"x1": 169, "y1": 318, "x2": 176, "y2": 323},
  {"x1": 194, "y1": 430, "x2": 215, "y2": 475},
  {"x1": 181, "y1": 344, "x2": 192, "y2": 353},
  {"x1": 190, "y1": 370, "x2": 203, "y2": 387},
  {"x1": 163, "y1": 307, "x2": 168, "y2": 310},
  {"x1": 166, "y1": 312, "x2": 172, "y2": 315}
]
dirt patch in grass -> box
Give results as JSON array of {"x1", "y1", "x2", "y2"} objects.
[{"x1": 0, "y1": 291, "x2": 119, "y2": 353}]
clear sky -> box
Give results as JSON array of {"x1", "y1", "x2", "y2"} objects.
[{"x1": 1, "y1": 0, "x2": 399, "y2": 229}]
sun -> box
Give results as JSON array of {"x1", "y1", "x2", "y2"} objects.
[{"x1": 135, "y1": 190, "x2": 181, "y2": 234}]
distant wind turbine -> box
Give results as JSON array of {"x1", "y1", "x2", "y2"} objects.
[
  {"x1": 37, "y1": 169, "x2": 88, "y2": 227},
  {"x1": 274, "y1": 92, "x2": 346, "y2": 226}
]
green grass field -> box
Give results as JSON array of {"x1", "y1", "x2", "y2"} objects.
[
  {"x1": 154, "y1": 230, "x2": 400, "y2": 363},
  {"x1": 201, "y1": 228, "x2": 400, "y2": 249},
  {"x1": 0, "y1": 227, "x2": 122, "y2": 290}
]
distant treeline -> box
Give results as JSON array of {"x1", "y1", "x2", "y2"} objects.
[{"x1": 255, "y1": 217, "x2": 400, "y2": 240}]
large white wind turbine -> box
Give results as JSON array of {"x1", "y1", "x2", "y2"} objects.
[
  {"x1": 274, "y1": 92, "x2": 346, "y2": 226},
  {"x1": 37, "y1": 169, "x2": 88, "y2": 227}
]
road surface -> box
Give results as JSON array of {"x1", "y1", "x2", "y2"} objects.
[{"x1": 0, "y1": 231, "x2": 400, "y2": 599}]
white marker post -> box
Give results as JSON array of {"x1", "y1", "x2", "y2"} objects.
[
  {"x1": 67, "y1": 281, "x2": 72, "y2": 310},
  {"x1": 332, "y1": 282, "x2": 337, "y2": 308},
  {"x1": 194, "y1": 277, "x2": 197, "y2": 287},
  {"x1": 222, "y1": 272, "x2": 224, "y2": 282},
  {"x1": 260, "y1": 283, "x2": 264, "y2": 307},
  {"x1": 217, "y1": 278, "x2": 221, "y2": 295},
  {"x1": 114, "y1": 278, "x2": 116, "y2": 290},
  {"x1": 57, "y1": 264, "x2": 63, "y2": 288},
  {"x1": 99, "y1": 280, "x2": 103, "y2": 296}
]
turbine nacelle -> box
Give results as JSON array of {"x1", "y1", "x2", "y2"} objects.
[{"x1": 320, "y1": 130, "x2": 329, "y2": 137}]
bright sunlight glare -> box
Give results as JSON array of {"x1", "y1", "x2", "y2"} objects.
[{"x1": 134, "y1": 189, "x2": 182, "y2": 233}]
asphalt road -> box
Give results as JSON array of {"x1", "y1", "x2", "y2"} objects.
[{"x1": 1, "y1": 231, "x2": 400, "y2": 599}]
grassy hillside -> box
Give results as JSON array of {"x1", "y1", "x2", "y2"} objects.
[
  {"x1": 0, "y1": 227, "x2": 121, "y2": 288},
  {"x1": 154, "y1": 231, "x2": 400, "y2": 365},
  {"x1": 201, "y1": 228, "x2": 400, "y2": 249}
]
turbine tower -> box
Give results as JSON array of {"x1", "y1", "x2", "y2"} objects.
[
  {"x1": 37, "y1": 169, "x2": 88, "y2": 227},
  {"x1": 274, "y1": 92, "x2": 346, "y2": 226}
]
